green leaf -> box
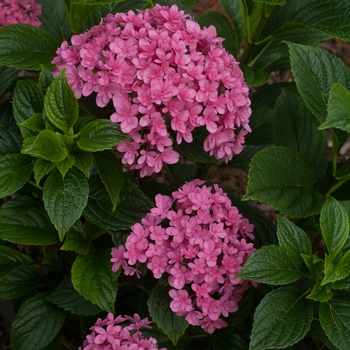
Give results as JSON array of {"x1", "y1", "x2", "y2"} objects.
[
  {"x1": 44, "y1": 70, "x2": 79, "y2": 134},
  {"x1": 84, "y1": 174, "x2": 152, "y2": 231},
  {"x1": 34, "y1": 158, "x2": 55, "y2": 185},
  {"x1": 148, "y1": 282, "x2": 189, "y2": 345},
  {"x1": 320, "y1": 196, "x2": 349, "y2": 257},
  {"x1": 0, "y1": 65, "x2": 19, "y2": 97},
  {"x1": 287, "y1": 42, "x2": 350, "y2": 123},
  {"x1": 61, "y1": 229, "x2": 90, "y2": 255},
  {"x1": 71, "y1": 248, "x2": 117, "y2": 313},
  {"x1": 0, "y1": 24, "x2": 59, "y2": 70},
  {"x1": 38, "y1": 65, "x2": 54, "y2": 94},
  {"x1": 243, "y1": 146, "x2": 325, "y2": 218},
  {"x1": 12, "y1": 80, "x2": 44, "y2": 138},
  {"x1": 0, "y1": 196, "x2": 59, "y2": 245},
  {"x1": 36, "y1": 0, "x2": 72, "y2": 42},
  {"x1": 237, "y1": 245, "x2": 304, "y2": 285},
  {"x1": 250, "y1": 287, "x2": 313, "y2": 350},
  {"x1": 310, "y1": 320, "x2": 339, "y2": 350},
  {"x1": 43, "y1": 168, "x2": 89, "y2": 240},
  {"x1": 240, "y1": 64, "x2": 270, "y2": 87},
  {"x1": 22, "y1": 130, "x2": 67, "y2": 162},
  {"x1": 70, "y1": 148, "x2": 93, "y2": 177},
  {"x1": 319, "y1": 299, "x2": 350, "y2": 350},
  {"x1": 56, "y1": 154, "x2": 75, "y2": 177},
  {"x1": 0, "y1": 100, "x2": 18, "y2": 133},
  {"x1": 253, "y1": 0, "x2": 286, "y2": 4},
  {"x1": 213, "y1": 333, "x2": 249, "y2": 350},
  {"x1": 0, "y1": 125, "x2": 22, "y2": 156},
  {"x1": 319, "y1": 83, "x2": 350, "y2": 132},
  {"x1": 287, "y1": 0, "x2": 350, "y2": 42},
  {"x1": 76, "y1": 119, "x2": 129, "y2": 152},
  {"x1": 276, "y1": 215, "x2": 312, "y2": 256},
  {"x1": 301, "y1": 253, "x2": 324, "y2": 281},
  {"x1": 0, "y1": 245, "x2": 37, "y2": 279},
  {"x1": 10, "y1": 293, "x2": 66, "y2": 350},
  {"x1": 0, "y1": 266, "x2": 44, "y2": 299},
  {"x1": 198, "y1": 12, "x2": 237, "y2": 56},
  {"x1": 93, "y1": 151, "x2": 123, "y2": 211},
  {"x1": 46, "y1": 274, "x2": 102, "y2": 316},
  {"x1": 0, "y1": 154, "x2": 33, "y2": 198},
  {"x1": 274, "y1": 89, "x2": 328, "y2": 182},
  {"x1": 323, "y1": 251, "x2": 350, "y2": 285},
  {"x1": 245, "y1": 107, "x2": 274, "y2": 145},
  {"x1": 19, "y1": 113, "x2": 45, "y2": 132}
]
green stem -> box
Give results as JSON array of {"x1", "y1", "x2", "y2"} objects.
[{"x1": 28, "y1": 180, "x2": 43, "y2": 191}]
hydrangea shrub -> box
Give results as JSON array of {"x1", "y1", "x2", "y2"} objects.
[{"x1": 0, "y1": 0, "x2": 350, "y2": 350}]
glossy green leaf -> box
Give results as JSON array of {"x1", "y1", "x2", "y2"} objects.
[
  {"x1": 46, "y1": 274, "x2": 102, "y2": 316},
  {"x1": 76, "y1": 119, "x2": 129, "y2": 152},
  {"x1": 34, "y1": 158, "x2": 55, "y2": 185},
  {"x1": 0, "y1": 266, "x2": 44, "y2": 299},
  {"x1": 22, "y1": 130, "x2": 67, "y2": 162},
  {"x1": 319, "y1": 83, "x2": 350, "y2": 132},
  {"x1": 93, "y1": 151, "x2": 123, "y2": 211},
  {"x1": 44, "y1": 70, "x2": 79, "y2": 134},
  {"x1": 0, "y1": 24, "x2": 59, "y2": 70},
  {"x1": 10, "y1": 293, "x2": 66, "y2": 350},
  {"x1": 0, "y1": 125, "x2": 22, "y2": 156},
  {"x1": 240, "y1": 64, "x2": 270, "y2": 87},
  {"x1": 43, "y1": 168, "x2": 89, "y2": 239},
  {"x1": 320, "y1": 196, "x2": 349, "y2": 257},
  {"x1": 287, "y1": 42, "x2": 350, "y2": 123},
  {"x1": 250, "y1": 287, "x2": 313, "y2": 350},
  {"x1": 319, "y1": 299, "x2": 350, "y2": 350},
  {"x1": 19, "y1": 113, "x2": 45, "y2": 132},
  {"x1": 243, "y1": 146, "x2": 324, "y2": 217},
  {"x1": 0, "y1": 245, "x2": 37, "y2": 279},
  {"x1": 71, "y1": 248, "x2": 118, "y2": 313},
  {"x1": 84, "y1": 174, "x2": 152, "y2": 231},
  {"x1": 0, "y1": 65, "x2": 19, "y2": 97},
  {"x1": 274, "y1": 89, "x2": 328, "y2": 182},
  {"x1": 61, "y1": 229, "x2": 90, "y2": 255},
  {"x1": 0, "y1": 196, "x2": 58, "y2": 245},
  {"x1": 276, "y1": 215, "x2": 312, "y2": 255},
  {"x1": 198, "y1": 12, "x2": 237, "y2": 55},
  {"x1": 36, "y1": 0, "x2": 72, "y2": 41},
  {"x1": 0, "y1": 154, "x2": 33, "y2": 198},
  {"x1": 148, "y1": 282, "x2": 189, "y2": 345},
  {"x1": 237, "y1": 245, "x2": 304, "y2": 285},
  {"x1": 56, "y1": 154, "x2": 75, "y2": 177}
]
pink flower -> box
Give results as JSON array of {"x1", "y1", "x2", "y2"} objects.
[
  {"x1": 53, "y1": 4, "x2": 251, "y2": 177},
  {"x1": 111, "y1": 180, "x2": 256, "y2": 334}
]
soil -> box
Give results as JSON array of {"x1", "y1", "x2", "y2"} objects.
[{"x1": 2, "y1": 1, "x2": 350, "y2": 349}]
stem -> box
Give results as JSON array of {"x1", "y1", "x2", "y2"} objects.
[{"x1": 28, "y1": 180, "x2": 43, "y2": 191}]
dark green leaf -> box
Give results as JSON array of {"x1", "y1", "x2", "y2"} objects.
[
  {"x1": 0, "y1": 245, "x2": 37, "y2": 279},
  {"x1": 245, "y1": 107, "x2": 274, "y2": 145},
  {"x1": 310, "y1": 320, "x2": 339, "y2": 350},
  {"x1": 33, "y1": 158, "x2": 55, "y2": 185},
  {"x1": 46, "y1": 274, "x2": 102, "y2": 316},
  {"x1": 323, "y1": 250, "x2": 350, "y2": 285},
  {"x1": 319, "y1": 83, "x2": 350, "y2": 132},
  {"x1": 253, "y1": 0, "x2": 286, "y2": 4},
  {"x1": 287, "y1": 42, "x2": 350, "y2": 123},
  {"x1": 10, "y1": 293, "x2": 66, "y2": 350},
  {"x1": 198, "y1": 12, "x2": 237, "y2": 56},
  {"x1": 93, "y1": 151, "x2": 123, "y2": 211},
  {"x1": 43, "y1": 168, "x2": 89, "y2": 239},
  {"x1": 0, "y1": 154, "x2": 33, "y2": 198},
  {"x1": 0, "y1": 65, "x2": 19, "y2": 97},
  {"x1": 276, "y1": 215, "x2": 312, "y2": 255},
  {"x1": 77, "y1": 119, "x2": 129, "y2": 152},
  {"x1": 0, "y1": 125, "x2": 22, "y2": 156},
  {"x1": 38, "y1": 65, "x2": 54, "y2": 94},
  {"x1": 320, "y1": 196, "x2": 349, "y2": 257},
  {"x1": 274, "y1": 89, "x2": 328, "y2": 182},
  {"x1": 44, "y1": 70, "x2": 78, "y2": 134},
  {"x1": 61, "y1": 229, "x2": 90, "y2": 255},
  {"x1": 237, "y1": 245, "x2": 304, "y2": 285},
  {"x1": 319, "y1": 299, "x2": 350, "y2": 350},
  {"x1": 0, "y1": 196, "x2": 58, "y2": 245},
  {"x1": 243, "y1": 146, "x2": 325, "y2": 217},
  {"x1": 36, "y1": 0, "x2": 72, "y2": 41},
  {"x1": 0, "y1": 24, "x2": 59, "y2": 70},
  {"x1": 22, "y1": 130, "x2": 67, "y2": 162},
  {"x1": 0, "y1": 266, "x2": 44, "y2": 299},
  {"x1": 0, "y1": 100, "x2": 18, "y2": 132},
  {"x1": 250, "y1": 287, "x2": 313, "y2": 350},
  {"x1": 213, "y1": 333, "x2": 249, "y2": 350},
  {"x1": 84, "y1": 174, "x2": 152, "y2": 231},
  {"x1": 148, "y1": 282, "x2": 189, "y2": 345},
  {"x1": 70, "y1": 149, "x2": 93, "y2": 177},
  {"x1": 226, "y1": 145, "x2": 266, "y2": 171},
  {"x1": 240, "y1": 64, "x2": 270, "y2": 87},
  {"x1": 71, "y1": 248, "x2": 118, "y2": 313}
]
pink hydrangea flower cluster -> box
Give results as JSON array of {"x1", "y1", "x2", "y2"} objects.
[
  {"x1": 111, "y1": 179, "x2": 255, "y2": 334},
  {"x1": 0, "y1": 0, "x2": 41, "y2": 27},
  {"x1": 79, "y1": 313, "x2": 166, "y2": 350},
  {"x1": 52, "y1": 5, "x2": 251, "y2": 177}
]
